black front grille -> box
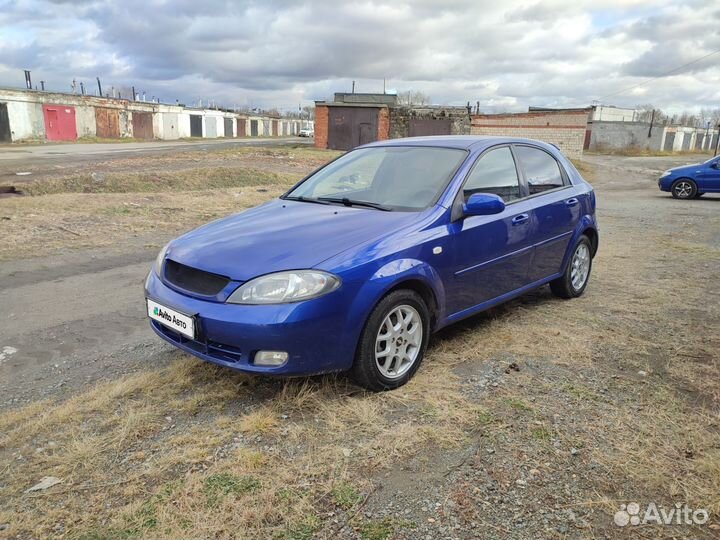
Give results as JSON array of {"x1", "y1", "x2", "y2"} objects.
[{"x1": 164, "y1": 259, "x2": 230, "y2": 296}]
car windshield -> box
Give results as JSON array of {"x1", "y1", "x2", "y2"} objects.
[{"x1": 285, "y1": 146, "x2": 468, "y2": 211}]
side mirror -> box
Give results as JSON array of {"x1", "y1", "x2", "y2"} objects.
[
  {"x1": 712, "y1": 161, "x2": 720, "y2": 169},
  {"x1": 463, "y1": 193, "x2": 506, "y2": 216}
]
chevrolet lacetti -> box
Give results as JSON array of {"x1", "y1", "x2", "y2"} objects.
[{"x1": 145, "y1": 136, "x2": 598, "y2": 390}]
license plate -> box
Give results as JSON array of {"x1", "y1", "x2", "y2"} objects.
[{"x1": 147, "y1": 299, "x2": 195, "y2": 339}]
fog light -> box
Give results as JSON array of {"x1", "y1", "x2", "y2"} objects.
[{"x1": 254, "y1": 350, "x2": 288, "y2": 366}]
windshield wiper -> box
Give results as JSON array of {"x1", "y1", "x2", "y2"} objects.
[
  {"x1": 318, "y1": 197, "x2": 392, "y2": 211},
  {"x1": 283, "y1": 195, "x2": 330, "y2": 205}
]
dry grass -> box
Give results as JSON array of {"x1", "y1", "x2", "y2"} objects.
[{"x1": 21, "y1": 167, "x2": 292, "y2": 196}]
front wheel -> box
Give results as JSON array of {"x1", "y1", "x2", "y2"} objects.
[
  {"x1": 550, "y1": 235, "x2": 593, "y2": 299},
  {"x1": 351, "y1": 289, "x2": 430, "y2": 391},
  {"x1": 671, "y1": 178, "x2": 697, "y2": 199}
]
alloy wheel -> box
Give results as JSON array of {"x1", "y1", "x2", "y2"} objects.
[
  {"x1": 570, "y1": 243, "x2": 591, "y2": 291},
  {"x1": 375, "y1": 305, "x2": 423, "y2": 379},
  {"x1": 673, "y1": 181, "x2": 694, "y2": 198}
]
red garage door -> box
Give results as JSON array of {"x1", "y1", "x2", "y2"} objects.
[{"x1": 43, "y1": 105, "x2": 77, "y2": 141}]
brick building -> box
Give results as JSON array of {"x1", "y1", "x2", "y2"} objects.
[
  {"x1": 471, "y1": 108, "x2": 591, "y2": 158},
  {"x1": 314, "y1": 93, "x2": 471, "y2": 151}
]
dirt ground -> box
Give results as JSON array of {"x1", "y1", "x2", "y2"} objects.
[{"x1": 0, "y1": 146, "x2": 718, "y2": 539}]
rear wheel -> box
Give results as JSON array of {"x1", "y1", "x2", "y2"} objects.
[
  {"x1": 671, "y1": 178, "x2": 697, "y2": 199},
  {"x1": 351, "y1": 289, "x2": 430, "y2": 391},
  {"x1": 550, "y1": 235, "x2": 592, "y2": 299}
]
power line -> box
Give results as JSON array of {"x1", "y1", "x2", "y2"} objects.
[{"x1": 597, "y1": 47, "x2": 720, "y2": 102}]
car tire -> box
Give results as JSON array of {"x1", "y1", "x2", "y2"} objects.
[
  {"x1": 550, "y1": 235, "x2": 593, "y2": 299},
  {"x1": 671, "y1": 178, "x2": 697, "y2": 199},
  {"x1": 351, "y1": 289, "x2": 430, "y2": 391}
]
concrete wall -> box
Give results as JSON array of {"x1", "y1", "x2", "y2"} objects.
[
  {"x1": 388, "y1": 106, "x2": 470, "y2": 139},
  {"x1": 589, "y1": 121, "x2": 663, "y2": 151},
  {"x1": 75, "y1": 106, "x2": 96, "y2": 138},
  {"x1": 591, "y1": 106, "x2": 636, "y2": 122},
  {"x1": 471, "y1": 111, "x2": 589, "y2": 158}
]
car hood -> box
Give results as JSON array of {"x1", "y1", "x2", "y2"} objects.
[
  {"x1": 166, "y1": 199, "x2": 425, "y2": 281},
  {"x1": 667, "y1": 163, "x2": 703, "y2": 174}
]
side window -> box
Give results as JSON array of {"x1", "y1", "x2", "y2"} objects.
[
  {"x1": 464, "y1": 147, "x2": 521, "y2": 202},
  {"x1": 514, "y1": 146, "x2": 566, "y2": 194}
]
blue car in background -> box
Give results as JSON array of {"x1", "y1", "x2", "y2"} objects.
[
  {"x1": 145, "y1": 136, "x2": 598, "y2": 390},
  {"x1": 658, "y1": 155, "x2": 720, "y2": 199}
]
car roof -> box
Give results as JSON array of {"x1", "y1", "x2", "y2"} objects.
[{"x1": 360, "y1": 135, "x2": 557, "y2": 152}]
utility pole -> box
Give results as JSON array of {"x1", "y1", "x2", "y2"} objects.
[
  {"x1": 80, "y1": 82, "x2": 85, "y2": 95},
  {"x1": 96, "y1": 77, "x2": 102, "y2": 97},
  {"x1": 24, "y1": 70, "x2": 32, "y2": 89},
  {"x1": 714, "y1": 123, "x2": 720, "y2": 156},
  {"x1": 40, "y1": 81, "x2": 45, "y2": 91},
  {"x1": 648, "y1": 109, "x2": 655, "y2": 138},
  {"x1": 351, "y1": 80, "x2": 355, "y2": 94}
]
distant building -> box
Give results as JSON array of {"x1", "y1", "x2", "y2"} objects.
[
  {"x1": 314, "y1": 93, "x2": 471, "y2": 151},
  {"x1": 0, "y1": 87, "x2": 308, "y2": 143}
]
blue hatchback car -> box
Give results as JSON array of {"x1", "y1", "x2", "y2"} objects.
[
  {"x1": 145, "y1": 136, "x2": 598, "y2": 390},
  {"x1": 658, "y1": 155, "x2": 720, "y2": 199}
]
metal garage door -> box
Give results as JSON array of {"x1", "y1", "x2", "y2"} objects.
[
  {"x1": 132, "y1": 112, "x2": 153, "y2": 139},
  {"x1": 272, "y1": 119, "x2": 279, "y2": 136},
  {"x1": 681, "y1": 134, "x2": 691, "y2": 151},
  {"x1": 263, "y1": 120, "x2": 270, "y2": 136},
  {"x1": 237, "y1": 118, "x2": 246, "y2": 137},
  {"x1": 327, "y1": 107, "x2": 379, "y2": 150},
  {"x1": 205, "y1": 118, "x2": 217, "y2": 138},
  {"x1": 663, "y1": 132, "x2": 675, "y2": 152},
  {"x1": 250, "y1": 120, "x2": 258, "y2": 136},
  {"x1": 0, "y1": 103, "x2": 10, "y2": 142},
  {"x1": 43, "y1": 105, "x2": 77, "y2": 141},
  {"x1": 408, "y1": 118, "x2": 452, "y2": 137},
  {"x1": 190, "y1": 115, "x2": 202, "y2": 137},
  {"x1": 163, "y1": 113, "x2": 179, "y2": 139},
  {"x1": 224, "y1": 117, "x2": 233, "y2": 137},
  {"x1": 95, "y1": 107, "x2": 120, "y2": 138}
]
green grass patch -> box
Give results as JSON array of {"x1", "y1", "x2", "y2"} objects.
[
  {"x1": 505, "y1": 398, "x2": 534, "y2": 412},
  {"x1": 331, "y1": 482, "x2": 363, "y2": 510},
  {"x1": 203, "y1": 473, "x2": 261, "y2": 507}
]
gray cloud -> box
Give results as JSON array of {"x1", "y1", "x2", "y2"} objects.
[{"x1": 0, "y1": 0, "x2": 719, "y2": 113}]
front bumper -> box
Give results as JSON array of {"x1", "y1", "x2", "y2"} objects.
[
  {"x1": 658, "y1": 176, "x2": 673, "y2": 192},
  {"x1": 145, "y1": 271, "x2": 359, "y2": 376}
]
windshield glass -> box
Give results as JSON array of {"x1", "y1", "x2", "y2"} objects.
[{"x1": 285, "y1": 146, "x2": 468, "y2": 211}]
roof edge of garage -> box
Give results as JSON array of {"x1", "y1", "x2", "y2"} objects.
[{"x1": 315, "y1": 101, "x2": 389, "y2": 108}]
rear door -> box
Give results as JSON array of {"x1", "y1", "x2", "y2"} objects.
[
  {"x1": 513, "y1": 144, "x2": 580, "y2": 282},
  {"x1": 445, "y1": 145, "x2": 535, "y2": 316},
  {"x1": 695, "y1": 158, "x2": 720, "y2": 192}
]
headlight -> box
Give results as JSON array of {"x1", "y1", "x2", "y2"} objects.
[
  {"x1": 227, "y1": 270, "x2": 340, "y2": 304},
  {"x1": 153, "y1": 243, "x2": 170, "y2": 275}
]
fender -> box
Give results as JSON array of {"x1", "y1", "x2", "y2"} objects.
[
  {"x1": 560, "y1": 214, "x2": 599, "y2": 272},
  {"x1": 335, "y1": 258, "x2": 446, "y2": 366}
]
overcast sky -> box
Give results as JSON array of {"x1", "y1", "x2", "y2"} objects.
[{"x1": 0, "y1": 0, "x2": 718, "y2": 114}]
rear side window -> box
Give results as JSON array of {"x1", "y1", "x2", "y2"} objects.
[
  {"x1": 463, "y1": 147, "x2": 521, "y2": 202},
  {"x1": 514, "y1": 145, "x2": 566, "y2": 194}
]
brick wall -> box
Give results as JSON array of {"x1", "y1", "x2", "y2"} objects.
[
  {"x1": 314, "y1": 104, "x2": 328, "y2": 149},
  {"x1": 378, "y1": 108, "x2": 390, "y2": 141},
  {"x1": 471, "y1": 110, "x2": 589, "y2": 158}
]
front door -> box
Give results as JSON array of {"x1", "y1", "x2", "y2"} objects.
[
  {"x1": 445, "y1": 146, "x2": 535, "y2": 317},
  {"x1": 696, "y1": 159, "x2": 720, "y2": 192}
]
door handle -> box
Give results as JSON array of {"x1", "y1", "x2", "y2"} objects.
[
  {"x1": 511, "y1": 214, "x2": 529, "y2": 225},
  {"x1": 565, "y1": 198, "x2": 579, "y2": 207}
]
